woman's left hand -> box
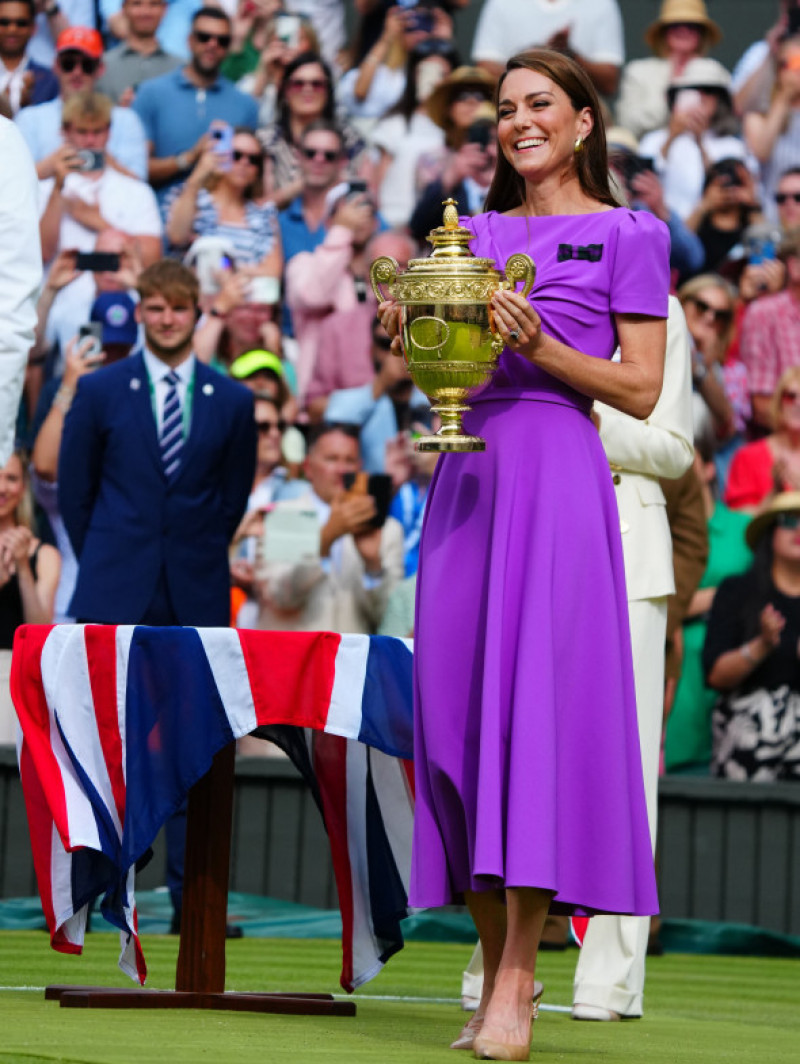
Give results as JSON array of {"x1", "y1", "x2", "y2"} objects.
[{"x1": 490, "y1": 289, "x2": 542, "y2": 359}]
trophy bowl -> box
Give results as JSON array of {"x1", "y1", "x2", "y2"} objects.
[{"x1": 370, "y1": 200, "x2": 535, "y2": 452}]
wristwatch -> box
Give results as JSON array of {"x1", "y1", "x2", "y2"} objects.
[{"x1": 175, "y1": 151, "x2": 190, "y2": 172}]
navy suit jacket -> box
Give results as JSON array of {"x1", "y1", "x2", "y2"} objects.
[{"x1": 59, "y1": 352, "x2": 256, "y2": 626}]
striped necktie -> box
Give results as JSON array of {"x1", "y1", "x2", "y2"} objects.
[{"x1": 159, "y1": 370, "x2": 184, "y2": 477}]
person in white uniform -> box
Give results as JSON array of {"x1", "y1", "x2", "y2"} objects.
[{"x1": 0, "y1": 115, "x2": 41, "y2": 467}]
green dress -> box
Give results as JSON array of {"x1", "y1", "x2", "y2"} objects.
[{"x1": 664, "y1": 502, "x2": 752, "y2": 773}]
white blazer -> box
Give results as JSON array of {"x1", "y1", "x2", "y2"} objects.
[{"x1": 596, "y1": 296, "x2": 695, "y2": 602}]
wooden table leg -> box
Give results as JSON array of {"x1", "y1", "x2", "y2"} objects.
[
  {"x1": 176, "y1": 742, "x2": 234, "y2": 992},
  {"x1": 47, "y1": 742, "x2": 356, "y2": 1016}
]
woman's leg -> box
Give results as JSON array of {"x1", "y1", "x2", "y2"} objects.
[
  {"x1": 479, "y1": 887, "x2": 551, "y2": 1048},
  {"x1": 464, "y1": 888, "x2": 506, "y2": 1016}
]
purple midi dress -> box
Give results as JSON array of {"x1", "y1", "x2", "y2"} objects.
[{"x1": 410, "y1": 208, "x2": 669, "y2": 916}]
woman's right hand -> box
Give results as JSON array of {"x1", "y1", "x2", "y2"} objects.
[
  {"x1": 758, "y1": 603, "x2": 786, "y2": 649},
  {"x1": 63, "y1": 335, "x2": 105, "y2": 389},
  {"x1": 190, "y1": 143, "x2": 221, "y2": 186}
]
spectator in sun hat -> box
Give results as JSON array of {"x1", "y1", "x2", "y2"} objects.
[
  {"x1": 15, "y1": 25, "x2": 148, "y2": 180},
  {"x1": 616, "y1": 0, "x2": 723, "y2": 140},
  {"x1": 703, "y1": 490, "x2": 800, "y2": 781}
]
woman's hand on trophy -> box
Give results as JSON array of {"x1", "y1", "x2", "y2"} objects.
[
  {"x1": 377, "y1": 299, "x2": 405, "y2": 357},
  {"x1": 491, "y1": 289, "x2": 542, "y2": 358}
]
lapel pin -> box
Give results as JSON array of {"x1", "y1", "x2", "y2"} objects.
[
  {"x1": 130, "y1": 378, "x2": 141, "y2": 391},
  {"x1": 202, "y1": 383, "x2": 214, "y2": 396}
]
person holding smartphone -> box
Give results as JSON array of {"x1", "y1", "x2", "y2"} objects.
[
  {"x1": 252, "y1": 421, "x2": 404, "y2": 635},
  {"x1": 37, "y1": 89, "x2": 162, "y2": 267}
]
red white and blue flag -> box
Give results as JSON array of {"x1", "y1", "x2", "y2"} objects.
[{"x1": 11, "y1": 624, "x2": 414, "y2": 990}]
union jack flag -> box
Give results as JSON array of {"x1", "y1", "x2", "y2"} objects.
[{"x1": 11, "y1": 625, "x2": 414, "y2": 991}]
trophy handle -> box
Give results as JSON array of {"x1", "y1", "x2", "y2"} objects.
[
  {"x1": 370, "y1": 255, "x2": 399, "y2": 302},
  {"x1": 503, "y1": 253, "x2": 536, "y2": 298}
]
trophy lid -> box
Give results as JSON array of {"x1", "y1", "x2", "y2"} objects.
[{"x1": 426, "y1": 199, "x2": 476, "y2": 260}]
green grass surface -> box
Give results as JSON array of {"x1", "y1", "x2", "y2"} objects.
[{"x1": 2, "y1": 931, "x2": 798, "y2": 1063}]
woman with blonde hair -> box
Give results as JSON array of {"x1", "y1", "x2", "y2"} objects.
[
  {"x1": 725, "y1": 365, "x2": 800, "y2": 510},
  {"x1": 677, "y1": 272, "x2": 745, "y2": 484},
  {"x1": 0, "y1": 449, "x2": 60, "y2": 742}
]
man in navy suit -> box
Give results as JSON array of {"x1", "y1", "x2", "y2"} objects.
[{"x1": 59, "y1": 258, "x2": 256, "y2": 928}]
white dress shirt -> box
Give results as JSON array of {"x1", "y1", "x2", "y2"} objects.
[{"x1": 141, "y1": 346, "x2": 195, "y2": 435}]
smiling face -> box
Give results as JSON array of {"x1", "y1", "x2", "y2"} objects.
[
  {"x1": 0, "y1": 452, "x2": 24, "y2": 524},
  {"x1": 137, "y1": 291, "x2": 196, "y2": 363},
  {"x1": 284, "y1": 61, "x2": 330, "y2": 121},
  {"x1": 0, "y1": 1, "x2": 34, "y2": 61},
  {"x1": 496, "y1": 67, "x2": 592, "y2": 187}
]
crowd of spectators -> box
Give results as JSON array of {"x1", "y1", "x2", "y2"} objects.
[{"x1": 3, "y1": 0, "x2": 800, "y2": 782}]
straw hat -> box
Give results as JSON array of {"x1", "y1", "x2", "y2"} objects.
[
  {"x1": 746, "y1": 492, "x2": 800, "y2": 550},
  {"x1": 426, "y1": 66, "x2": 496, "y2": 129},
  {"x1": 644, "y1": 0, "x2": 722, "y2": 58}
]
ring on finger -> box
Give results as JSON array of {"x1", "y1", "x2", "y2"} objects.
[{"x1": 509, "y1": 328, "x2": 520, "y2": 342}]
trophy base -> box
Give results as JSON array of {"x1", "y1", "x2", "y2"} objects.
[{"x1": 415, "y1": 434, "x2": 486, "y2": 453}]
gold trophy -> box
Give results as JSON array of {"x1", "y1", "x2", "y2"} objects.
[{"x1": 370, "y1": 200, "x2": 535, "y2": 452}]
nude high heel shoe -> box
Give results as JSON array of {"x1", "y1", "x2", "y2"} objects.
[
  {"x1": 452, "y1": 981, "x2": 542, "y2": 1052},
  {"x1": 470, "y1": 982, "x2": 541, "y2": 1060}
]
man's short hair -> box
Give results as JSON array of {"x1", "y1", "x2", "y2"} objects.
[
  {"x1": 307, "y1": 421, "x2": 360, "y2": 453},
  {"x1": 62, "y1": 90, "x2": 113, "y2": 127},
  {"x1": 191, "y1": 5, "x2": 232, "y2": 29},
  {"x1": 137, "y1": 259, "x2": 200, "y2": 306},
  {"x1": 299, "y1": 119, "x2": 344, "y2": 152}
]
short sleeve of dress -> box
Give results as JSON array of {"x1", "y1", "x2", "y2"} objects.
[{"x1": 609, "y1": 210, "x2": 670, "y2": 319}]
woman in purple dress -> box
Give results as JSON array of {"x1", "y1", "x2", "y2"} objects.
[{"x1": 380, "y1": 50, "x2": 668, "y2": 1061}]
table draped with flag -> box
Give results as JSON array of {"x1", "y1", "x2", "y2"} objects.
[{"x1": 10, "y1": 624, "x2": 415, "y2": 991}]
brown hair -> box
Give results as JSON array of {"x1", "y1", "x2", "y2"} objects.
[
  {"x1": 484, "y1": 49, "x2": 617, "y2": 214},
  {"x1": 137, "y1": 259, "x2": 199, "y2": 306}
]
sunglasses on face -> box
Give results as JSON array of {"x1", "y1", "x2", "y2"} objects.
[
  {"x1": 232, "y1": 149, "x2": 261, "y2": 166},
  {"x1": 0, "y1": 17, "x2": 32, "y2": 27},
  {"x1": 287, "y1": 77, "x2": 327, "y2": 93},
  {"x1": 256, "y1": 419, "x2": 287, "y2": 434},
  {"x1": 193, "y1": 30, "x2": 231, "y2": 47},
  {"x1": 776, "y1": 191, "x2": 800, "y2": 205},
  {"x1": 689, "y1": 296, "x2": 733, "y2": 326},
  {"x1": 300, "y1": 146, "x2": 339, "y2": 162},
  {"x1": 776, "y1": 512, "x2": 800, "y2": 530},
  {"x1": 58, "y1": 53, "x2": 100, "y2": 75},
  {"x1": 372, "y1": 333, "x2": 393, "y2": 350},
  {"x1": 453, "y1": 90, "x2": 488, "y2": 104}
]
